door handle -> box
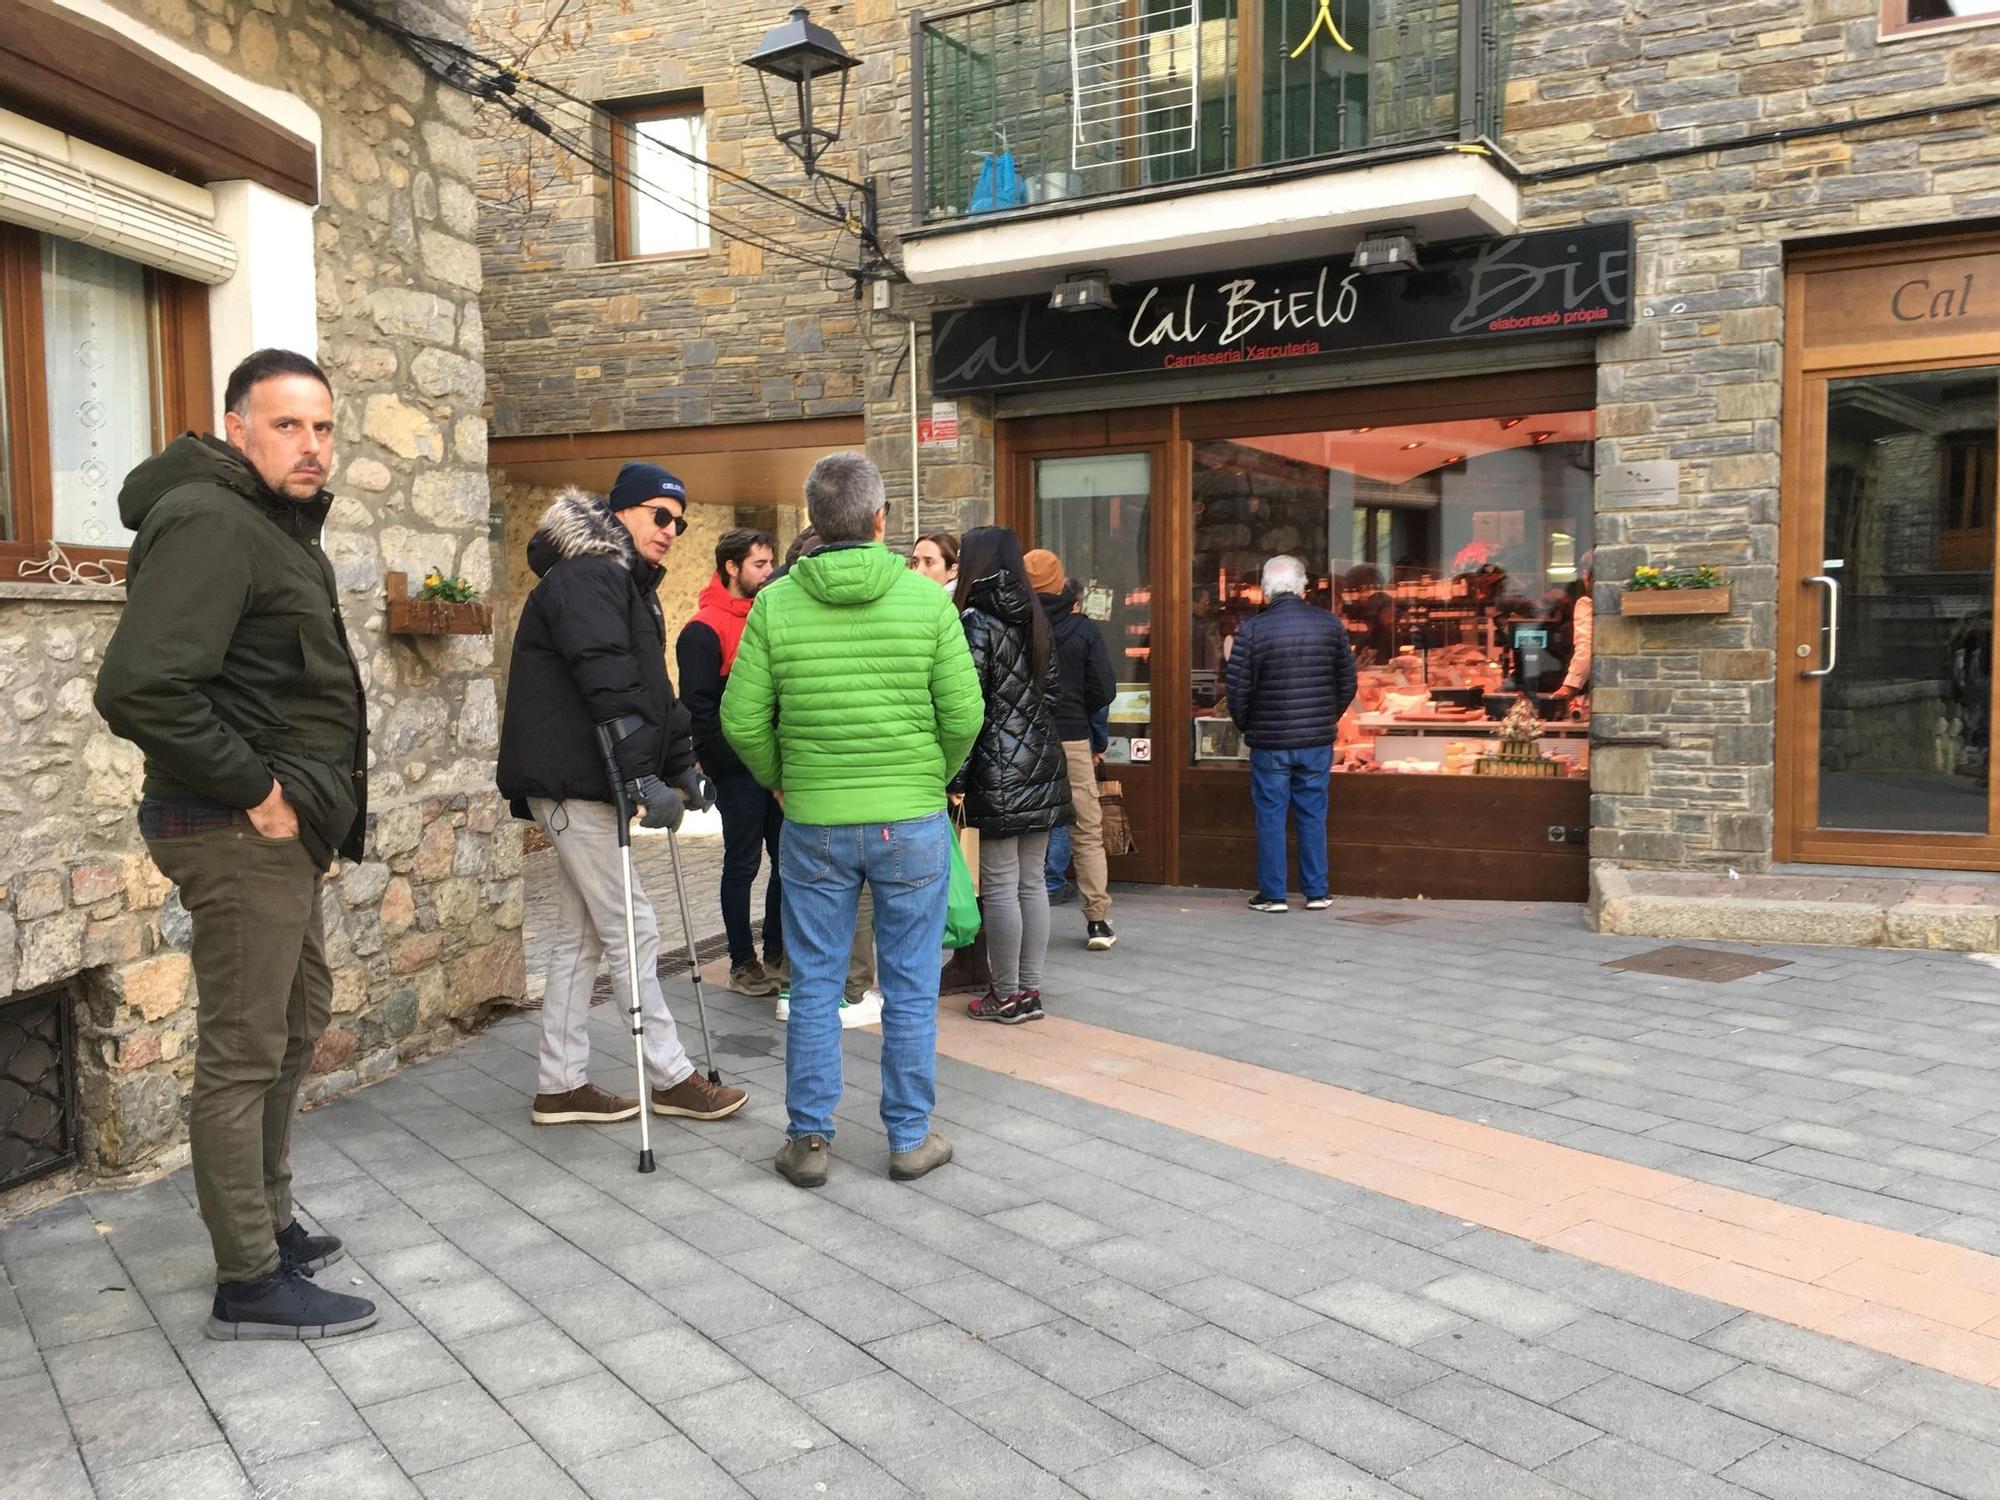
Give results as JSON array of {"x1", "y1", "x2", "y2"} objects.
[{"x1": 1805, "y1": 574, "x2": 1839, "y2": 678}]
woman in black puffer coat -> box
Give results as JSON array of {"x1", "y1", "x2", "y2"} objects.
[{"x1": 955, "y1": 526, "x2": 1074, "y2": 1024}]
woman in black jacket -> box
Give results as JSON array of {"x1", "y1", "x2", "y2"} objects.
[{"x1": 955, "y1": 526, "x2": 1074, "y2": 1024}]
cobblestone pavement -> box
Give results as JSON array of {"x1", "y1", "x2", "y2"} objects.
[{"x1": 5, "y1": 888, "x2": 2000, "y2": 1499}]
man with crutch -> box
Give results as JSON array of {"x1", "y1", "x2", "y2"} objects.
[{"x1": 498, "y1": 463, "x2": 746, "y2": 1128}]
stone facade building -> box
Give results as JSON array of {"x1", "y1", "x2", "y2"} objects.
[
  {"x1": 477, "y1": 0, "x2": 2000, "y2": 947},
  {"x1": 0, "y1": 0, "x2": 522, "y2": 1198}
]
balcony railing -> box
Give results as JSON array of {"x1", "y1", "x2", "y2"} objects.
[{"x1": 912, "y1": 0, "x2": 1509, "y2": 227}]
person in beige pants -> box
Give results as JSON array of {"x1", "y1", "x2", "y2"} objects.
[{"x1": 1024, "y1": 550, "x2": 1119, "y2": 950}]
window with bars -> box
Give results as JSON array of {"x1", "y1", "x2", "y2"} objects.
[{"x1": 0, "y1": 225, "x2": 210, "y2": 582}]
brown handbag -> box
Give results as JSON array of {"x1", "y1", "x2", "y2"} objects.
[{"x1": 1097, "y1": 776, "x2": 1137, "y2": 858}]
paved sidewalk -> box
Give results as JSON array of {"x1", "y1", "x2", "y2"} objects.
[{"x1": 4, "y1": 890, "x2": 2000, "y2": 1498}]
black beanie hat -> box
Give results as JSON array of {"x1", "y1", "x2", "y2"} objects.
[{"x1": 608, "y1": 462, "x2": 687, "y2": 511}]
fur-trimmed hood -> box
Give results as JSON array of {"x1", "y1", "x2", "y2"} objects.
[{"x1": 526, "y1": 486, "x2": 638, "y2": 578}]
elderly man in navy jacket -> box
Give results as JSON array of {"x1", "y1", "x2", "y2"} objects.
[{"x1": 1224, "y1": 555, "x2": 1358, "y2": 913}]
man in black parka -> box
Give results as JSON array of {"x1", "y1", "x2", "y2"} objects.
[
  {"x1": 1224, "y1": 554, "x2": 1358, "y2": 914},
  {"x1": 496, "y1": 463, "x2": 746, "y2": 1129},
  {"x1": 97, "y1": 349, "x2": 377, "y2": 1342}
]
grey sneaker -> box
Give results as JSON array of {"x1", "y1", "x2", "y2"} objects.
[
  {"x1": 889, "y1": 1134, "x2": 954, "y2": 1182},
  {"x1": 729, "y1": 959, "x2": 781, "y2": 997},
  {"x1": 776, "y1": 1134, "x2": 830, "y2": 1188}
]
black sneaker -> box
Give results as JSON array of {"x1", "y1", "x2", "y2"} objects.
[
  {"x1": 276, "y1": 1219, "x2": 343, "y2": 1275},
  {"x1": 1086, "y1": 920, "x2": 1116, "y2": 951},
  {"x1": 208, "y1": 1267, "x2": 378, "y2": 1341},
  {"x1": 1248, "y1": 897, "x2": 1288, "y2": 914}
]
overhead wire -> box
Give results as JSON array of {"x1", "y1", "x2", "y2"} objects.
[{"x1": 328, "y1": 0, "x2": 874, "y2": 278}]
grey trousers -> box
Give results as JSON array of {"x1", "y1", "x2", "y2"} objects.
[
  {"x1": 530, "y1": 798, "x2": 694, "y2": 1096},
  {"x1": 980, "y1": 831, "x2": 1051, "y2": 996}
]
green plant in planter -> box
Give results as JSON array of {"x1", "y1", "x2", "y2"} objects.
[
  {"x1": 1625, "y1": 563, "x2": 1723, "y2": 590},
  {"x1": 418, "y1": 567, "x2": 480, "y2": 604}
]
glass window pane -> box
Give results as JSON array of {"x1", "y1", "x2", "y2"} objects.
[
  {"x1": 42, "y1": 236, "x2": 152, "y2": 550},
  {"x1": 1193, "y1": 411, "x2": 1596, "y2": 774},
  {"x1": 0, "y1": 283, "x2": 12, "y2": 543},
  {"x1": 1817, "y1": 367, "x2": 1995, "y2": 835},
  {"x1": 1035, "y1": 455, "x2": 1151, "y2": 764},
  {"x1": 630, "y1": 111, "x2": 709, "y2": 255},
  {"x1": 1908, "y1": 0, "x2": 2000, "y2": 20}
]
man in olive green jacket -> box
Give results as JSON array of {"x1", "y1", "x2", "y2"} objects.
[
  {"x1": 723, "y1": 452, "x2": 982, "y2": 1189},
  {"x1": 95, "y1": 349, "x2": 376, "y2": 1343}
]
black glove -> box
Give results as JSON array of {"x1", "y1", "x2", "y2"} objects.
[
  {"x1": 670, "y1": 766, "x2": 714, "y2": 813},
  {"x1": 626, "y1": 775, "x2": 684, "y2": 831}
]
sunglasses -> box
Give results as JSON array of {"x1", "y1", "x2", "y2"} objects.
[{"x1": 645, "y1": 505, "x2": 688, "y2": 536}]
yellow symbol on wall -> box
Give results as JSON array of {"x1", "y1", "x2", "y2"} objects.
[{"x1": 1288, "y1": 0, "x2": 1355, "y2": 58}]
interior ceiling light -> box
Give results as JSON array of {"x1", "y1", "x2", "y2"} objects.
[
  {"x1": 1529, "y1": 430, "x2": 1556, "y2": 444},
  {"x1": 1500, "y1": 417, "x2": 1524, "y2": 429},
  {"x1": 1401, "y1": 441, "x2": 1423, "y2": 450},
  {"x1": 1354, "y1": 426, "x2": 1374, "y2": 433}
]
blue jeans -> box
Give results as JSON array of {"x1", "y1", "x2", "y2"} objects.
[
  {"x1": 1249, "y1": 745, "x2": 1331, "y2": 902},
  {"x1": 713, "y1": 770, "x2": 783, "y2": 968},
  {"x1": 1044, "y1": 823, "x2": 1072, "y2": 893},
  {"x1": 779, "y1": 813, "x2": 950, "y2": 1152}
]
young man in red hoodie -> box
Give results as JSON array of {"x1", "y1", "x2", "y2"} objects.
[{"x1": 678, "y1": 528, "x2": 783, "y2": 996}]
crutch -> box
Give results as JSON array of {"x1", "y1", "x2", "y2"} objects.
[
  {"x1": 663, "y1": 818, "x2": 722, "y2": 1087},
  {"x1": 593, "y1": 717, "x2": 655, "y2": 1174}
]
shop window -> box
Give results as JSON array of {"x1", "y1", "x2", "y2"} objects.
[
  {"x1": 1938, "y1": 430, "x2": 1997, "y2": 572},
  {"x1": 1190, "y1": 409, "x2": 1597, "y2": 776},
  {"x1": 0, "y1": 225, "x2": 208, "y2": 582},
  {"x1": 1882, "y1": 0, "x2": 2000, "y2": 37},
  {"x1": 609, "y1": 98, "x2": 710, "y2": 260},
  {"x1": 1034, "y1": 454, "x2": 1152, "y2": 763}
]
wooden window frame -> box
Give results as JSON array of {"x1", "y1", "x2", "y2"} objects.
[
  {"x1": 0, "y1": 224, "x2": 211, "y2": 583},
  {"x1": 606, "y1": 97, "x2": 711, "y2": 264},
  {"x1": 1880, "y1": 0, "x2": 2000, "y2": 39}
]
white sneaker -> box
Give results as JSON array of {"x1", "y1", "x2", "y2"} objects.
[
  {"x1": 775, "y1": 988, "x2": 790, "y2": 1023},
  {"x1": 840, "y1": 988, "x2": 884, "y2": 1028}
]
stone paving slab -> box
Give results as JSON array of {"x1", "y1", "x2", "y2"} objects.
[{"x1": 6, "y1": 891, "x2": 2000, "y2": 1496}]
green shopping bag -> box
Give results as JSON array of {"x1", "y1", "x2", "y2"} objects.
[{"x1": 944, "y1": 833, "x2": 981, "y2": 949}]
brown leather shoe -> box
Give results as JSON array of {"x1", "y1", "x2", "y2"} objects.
[
  {"x1": 531, "y1": 1083, "x2": 639, "y2": 1125},
  {"x1": 728, "y1": 960, "x2": 781, "y2": 998},
  {"x1": 650, "y1": 1073, "x2": 747, "y2": 1120}
]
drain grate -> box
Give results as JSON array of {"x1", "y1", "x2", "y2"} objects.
[
  {"x1": 0, "y1": 984, "x2": 78, "y2": 1192},
  {"x1": 1339, "y1": 910, "x2": 1424, "y2": 927},
  {"x1": 1603, "y1": 945, "x2": 1790, "y2": 983}
]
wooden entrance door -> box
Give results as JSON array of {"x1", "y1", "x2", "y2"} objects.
[{"x1": 1779, "y1": 240, "x2": 2000, "y2": 870}]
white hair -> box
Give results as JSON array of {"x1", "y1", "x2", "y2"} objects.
[{"x1": 1261, "y1": 554, "x2": 1307, "y2": 598}]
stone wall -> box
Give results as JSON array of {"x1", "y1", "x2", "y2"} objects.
[
  {"x1": 1503, "y1": 0, "x2": 2000, "y2": 879},
  {"x1": 0, "y1": 0, "x2": 524, "y2": 1183}
]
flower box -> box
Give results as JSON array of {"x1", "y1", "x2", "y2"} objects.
[
  {"x1": 1619, "y1": 587, "x2": 1731, "y2": 617},
  {"x1": 385, "y1": 570, "x2": 492, "y2": 636}
]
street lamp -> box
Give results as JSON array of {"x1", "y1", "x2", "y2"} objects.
[
  {"x1": 744, "y1": 5, "x2": 862, "y2": 177},
  {"x1": 741, "y1": 5, "x2": 890, "y2": 286}
]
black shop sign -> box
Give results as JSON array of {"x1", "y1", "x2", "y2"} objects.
[{"x1": 929, "y1": 222, "x2": 1634, "y2": 396}]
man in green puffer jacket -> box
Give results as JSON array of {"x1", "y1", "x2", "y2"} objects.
[
  {"x1": 95, "y1": 349, "x2": 375, "y2": 1345},
  {"x1": 723, "y1": 452, "x2": 982, "y2": 1189}
]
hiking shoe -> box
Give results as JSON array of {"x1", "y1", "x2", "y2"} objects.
[
  {"x1": 276, "y1": 1219, "x2": 342, "y2": 1275},
  {"x1": 967, "y1": 988, "x2": 1028, "y2": 1025},
  {"x1": 841, "y1": 988, "x2": 884, "y2": 1029},
  {"x1": 1305, "y1": 896, "x2": 1333, "y2": 911},
  {"x1": 1014, "y1": 989, "x2": 1044, "y2": 1022},
  {"x1": 532, "y1": 1083, "x2": 639, "y2": 1125},
  {"x1": 776, "y1": 1134, "x2": 830, "y2": 1188},
  {"x1": 890, "y1": 1134, "x2": 953, "y2": 1181},
  {"x1": 1248, "y1": 897, "x2": 1288, "y2": 914},
  {"x1": 775, "y1": 985, "x2": 790, "y2": 1023},
  {"x1": 1086, "y1": 920, "x2": 1116, "y2": 951},
  {"x1": 728, "y1": 960, "x2": 780, "y2": 998},
  {"x1": 767, "y1": 953, "x2": 790, "y2": 984},
  {"x1": 651, "y1": 1074, "x2": 747, "y2": 1120},
  {"x1": 1048, "y1": 882, "x2": 1077, "y2": 905},
  {"x1": 208, "y1": 1268, "x2": 377, "y2": 1341}
]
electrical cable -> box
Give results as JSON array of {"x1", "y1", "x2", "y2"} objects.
[
  {"x1": 328, "y1": 0, "x2": 874, "y2": 276},
  {"x1": 1523, "y1": 92, "x2": 2000, "y2": 184}
]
